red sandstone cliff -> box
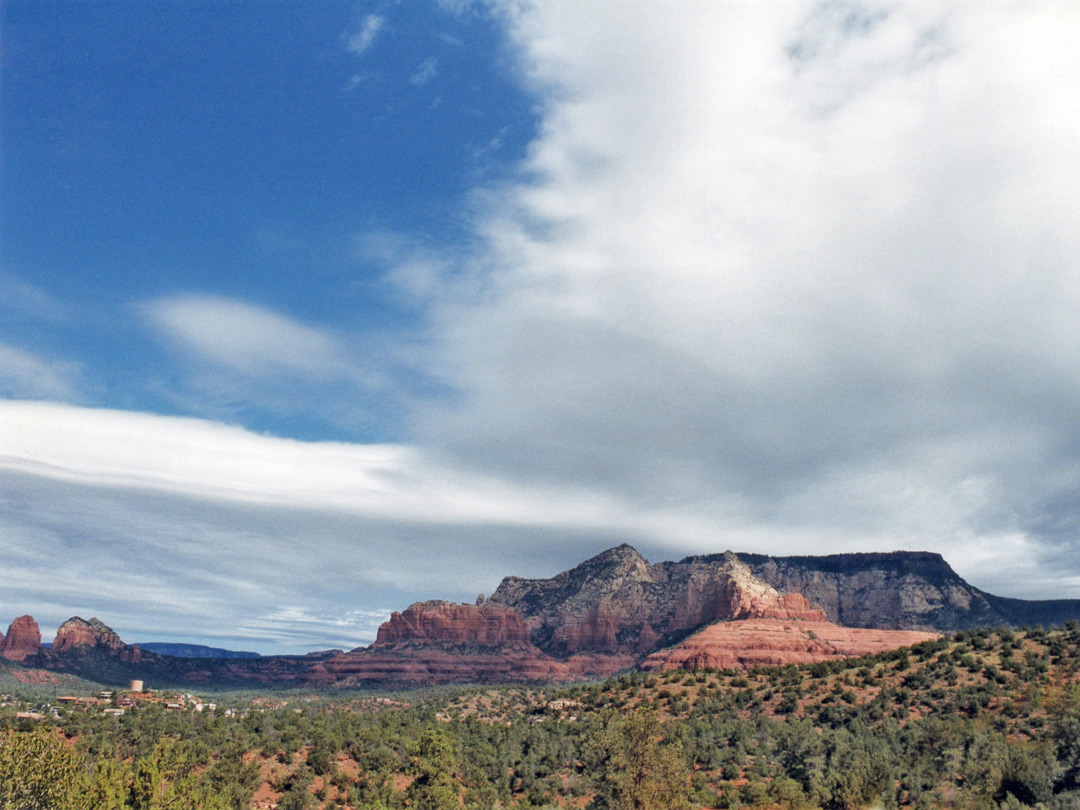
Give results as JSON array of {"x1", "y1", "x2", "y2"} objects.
[
  {"x1": 493, "y1": 547, "x2": 830, "y2": 657},
  {"x1": 641, "y1": 619, "x2": 940, "y2": 672},
  {"x1": 309, "y1": 599, "x2": 631, "y2": 686},
  {"x1": 375, "y1": 600, "x2": 531, "y2": 646},
  {"x1": 0, "y1": 615, "x2": 42, "y2": 661},
  {"x1": 308, "y1": 646, "x2": 632, "y2": 687}
]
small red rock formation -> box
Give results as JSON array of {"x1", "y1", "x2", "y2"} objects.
[
  {"x1": 52, "y1": 617, "x2": 126, "y2": 653},
  {"x1": 641, "y1": 619, "x2": 939, "y2": 672},
  {"x1": 375, "y1": 601, "x2": 531, "y2": 646},
  {"x1": 1, "y1": 615, "x2": 42, "y2": 661}
]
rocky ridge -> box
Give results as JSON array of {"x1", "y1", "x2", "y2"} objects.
[
  {"x1": 491, "y1": 546, "x2": 831, "y2": 657},
  {"x1": 490, "y1": 545, "x2": 1076, "y2": 662},
  {"x1": 8, "y1": 544, "x2": 1080, "y2": 688},
  {"x1": 52, "y1": 616, "x2": 127, "y2": 653},
  {"x1": 315, "y1": 552, "x2": 911, "y2": 685},
  {"x1": 0, "y1": 615, "x2": 42, "y2": 662},
  {"x1": 310, "y1": 599, "x2": 632, "y2": 686},
  {"x1": 374, "y1": 600, "x2": 532, "y2": 646}
]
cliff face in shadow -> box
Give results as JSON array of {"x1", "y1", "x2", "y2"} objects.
[{"x1": 733, "y1": 551, "x2": 1080, "y2": 631}]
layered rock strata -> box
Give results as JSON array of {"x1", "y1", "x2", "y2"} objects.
[
  {"x1": 1, "y1": 615, "x2": 42, "y2": 661},
  {"x1": 732, "y1": 552, "x2": 998, "y2": 630},
  {"x1": 491, "y1": 544, "x2": 1064, "y2": 660},
  {"x1": 376, "y1": 600, "x2": 531, "y2": 645},
  {"x1": 52, "y1": 616, "x2": 127, "y2": 653},
  {"x1": 491, "y1": 546, "x2": 831, "y2": 657},
  {"x1": 309, "y1": 599, "x2": 632, "y2": 686},
  {"x1": 641, "y1": 619, "x2": 940, "y2": 671}
]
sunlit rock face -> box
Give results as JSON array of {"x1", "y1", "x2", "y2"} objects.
[
  {"x1": 736, "y1": 550, "x2": 1005, "y2": 630},
  {"x1": 308, "y1": 599, "x2": 632, "y2": 686},
  {"x1": 374, "y1": 600, "x2": 532, "y2": 646},
  {"x1": 491, "y1": 544, "x2": 1062, "y2": 661},
  {"x1": 641, "y1": 619, "x2": 940, "y2": 672},
  {"x1": 0, "y1": 615, "x2": 41, "y2": 661},
  {"x1": 52, "y1": 616, "x2": 126, "y2": 653},
  {"x1": 491, "y1": 547, "x2": 831, "y2": 657}
]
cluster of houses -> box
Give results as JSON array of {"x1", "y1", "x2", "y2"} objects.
[{"x1": 28, "y1": 681, "x2": 222, "y2": 718}]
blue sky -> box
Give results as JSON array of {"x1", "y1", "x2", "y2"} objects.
[
  {"x1": 3, "y1": 0, "x2": 533, "y2": 439},
  {"x1": 2, "y1": 1, "x2": 1079, "y2": 653}
]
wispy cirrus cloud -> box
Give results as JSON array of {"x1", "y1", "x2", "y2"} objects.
[
  {"x1": 348, "y1": 14, "x2": 385, "y2": 56},
  {"x1": 409, "y1": 57, "x2": 438, "y2": 86},
  {"x1": 0, "y1": 342, "x2": 82, "y2": 401},
  {"x1": 137, "y1": 295, "x2": 406, "y2": 436},
  {"x1": 141, "y1": 294, "x2": 356, "y2": 381},
  {"x1": 0, "y1": 272, "x2": 68, "y2": 323}
]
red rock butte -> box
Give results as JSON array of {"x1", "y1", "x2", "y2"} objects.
[
  {"x1": 52, "y1": 616, "x2": 126, "y2": 653},
  {"x1": 0, "y1": 615, "x2": 42, "y2": 662},
  {"x1": 374, "y1": 600, "x2": 531, "y2": 646}
]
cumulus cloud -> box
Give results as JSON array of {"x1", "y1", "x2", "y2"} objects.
[
  {"x1": 408, "y1": 1, "x2": 1080, "y2": 584},
  {"x1": 3, "y1": 2, "x2": 1079, "y2": 651}
]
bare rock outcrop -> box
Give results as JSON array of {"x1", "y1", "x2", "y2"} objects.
[
  {"x1": 52, "y1": 616, "x2": 126, "y2": 653},
  {"x1": 375, "y1": 600, "x2": 531, "y2": 646},
  {"x1": 310, "y1": 599, "x2": 632, "y2": 686},
  {"x1": 491, "y1": 547, "x2": 829, "y2": 657},
  {"x1": 641, "y1": 619, "x2": 940, "y2": 672},
  {"x1": 1, "y1": 615, "x2": 42, "y2": 661},
  {"x1": 491, "y1": 544, "x2": 1073, "y2": 662},
  {"x1": 731, "y1": 551, "x2": 1002, "y2": 630}
]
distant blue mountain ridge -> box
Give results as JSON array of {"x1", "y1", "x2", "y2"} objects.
[{"x1": 133, "y1": 642, "x2": 261, "y2": 659}]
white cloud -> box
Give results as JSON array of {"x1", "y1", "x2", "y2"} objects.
[
  {"x1": 0, "y1": 400, "x2": 723, "y2": 533},
  {"x1": 0, "y1": 273, "x2": 67, "y2": 323},
  {"x1": 137, "y1": 294, "x2": 409, "y2": 433},
  {"x1": 142, "y1": 295, "x2": 355, "y2": 381},
  {"x1": 4, "y1": 2, "x2": 1080, "y2": 652},
  {"x1": 409, "y1": 57, "x2": 438, "y2": 86},
  {"x1": 409, "y1": 1, "x2": 1080, "y2": 582},
  {"x1": 0, "y1": 342, "x2": 82, "y2": 401},
  {"x1": 0, "y1": 398, "x2": 1072, "y2": 656},
  {"x1": 348, "y1": 14, "x2": 384, "y2": 56}
]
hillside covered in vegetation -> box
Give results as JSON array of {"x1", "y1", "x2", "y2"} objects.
[{"x1": 2, "y1": 623, "x2": 1079, "y2": 809}]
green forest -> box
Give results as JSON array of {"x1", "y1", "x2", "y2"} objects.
[{"x1": 3, "y1": 623, "x2": 1080, "y2": 810}]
